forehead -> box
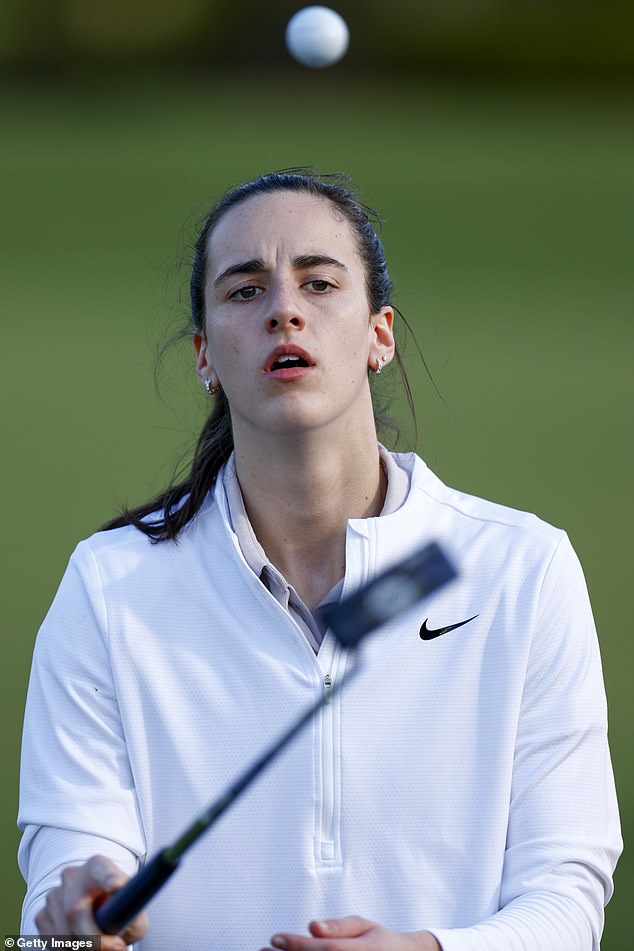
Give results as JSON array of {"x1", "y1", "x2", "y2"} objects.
[{"x1": 206, "y1": 190, "x2": 361, "y2": 272}]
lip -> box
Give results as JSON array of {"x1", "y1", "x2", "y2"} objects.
[{"x1": 263, "y1": 344, "x2": 316, "y2": 379}]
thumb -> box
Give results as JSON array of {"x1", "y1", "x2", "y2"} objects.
[
  {"x1": 84, "y1": 855, "x2": 129, "y2": 895},
  {"x1": 87, "y1": 857, "x2": 150, "y2": 944},
  {"x1": 309, "y1": 916, "x2": 375, "y2": 939}
]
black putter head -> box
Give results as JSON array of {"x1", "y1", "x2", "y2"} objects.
[{"x1": 319, "y1": 541, "x2": 456, "y2": 649}]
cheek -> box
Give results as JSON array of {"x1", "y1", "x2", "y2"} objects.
[
  {"x1": 207, "y1": 335, "x2": 259, "y2": 398},
  {"x1": 334, "y1": 293, "x2": 372, "y2": 333},
  {"x1": 204, "y1": 321, "x2": 241, "y2": 368}
]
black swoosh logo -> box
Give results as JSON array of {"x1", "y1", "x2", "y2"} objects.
[{"x1": 419, "y1": 614, "x2": 478, "y2": 641}]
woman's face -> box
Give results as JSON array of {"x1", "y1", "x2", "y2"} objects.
[{"x1": 194, "y1": 190, "x2": 394, "y2": 441}]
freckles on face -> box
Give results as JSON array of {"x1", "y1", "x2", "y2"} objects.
[
  {"x1": 194, "y1": 188, "x2": 399, "y2": 444},
  {"x1": 201, "y1": 190, "x2": 375, "y2": 362},
  {"x1": 205, "y1": 192, "x2": 368, "y2": 299}
]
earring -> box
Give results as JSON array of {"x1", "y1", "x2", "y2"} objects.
[
  {"x1": 375, "y1": 355, "x2": 384, "y2": 375},
  {"x1": 205, "y1": 378, "x2": 220, "y2": 395}
]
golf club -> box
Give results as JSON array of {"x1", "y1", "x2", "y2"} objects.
[{"x1": 94, "y1": 540, "x2": 456, "y2": 935}]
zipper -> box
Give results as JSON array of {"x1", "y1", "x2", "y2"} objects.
[
  {"x1": 310, "y1": 520, "x2": 374, "y2": 867},
  {"x1": 314, "y1": 640, "x2": 345, "y2": 867}
]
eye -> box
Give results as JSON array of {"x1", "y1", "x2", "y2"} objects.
[
  {"x1": 229, "y1": 285, "x2": 264, "y2": 301},
  {"x1": 305, "y1": 279, "x2": 334, "y2": 293}
]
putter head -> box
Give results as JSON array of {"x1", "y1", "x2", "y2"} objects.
[{"x1": 319, "y1": 541, "x2": 456, "y2": 649}]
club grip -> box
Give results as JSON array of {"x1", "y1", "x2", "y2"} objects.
[{"x1": 94, "y1": 850, "x2": 177, "y2": 935}]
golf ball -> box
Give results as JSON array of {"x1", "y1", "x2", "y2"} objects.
[{"x1": 285, "y1": 6, "x2": 350, "y2": 68}]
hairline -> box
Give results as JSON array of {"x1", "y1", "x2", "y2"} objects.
[{"x1": 201, "y1": 186, "x2": 378, "y2": 313}]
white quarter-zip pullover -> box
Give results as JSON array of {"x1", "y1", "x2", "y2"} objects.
[{"x1": 18, "y1": 453, "x2": 621, "y2": 950}]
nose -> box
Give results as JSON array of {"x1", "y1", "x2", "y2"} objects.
[{"x1": 265, "y1": 280, "x2": 305, "y2": 333}]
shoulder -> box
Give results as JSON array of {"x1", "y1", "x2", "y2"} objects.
[
  {"x1": 392, "y1": 451, "x2": 566, "y2": 557},
  {"x1": 390, "y1": 454, "x2": 592, "y2": 638},
  {"x1": 72, "y1": 489, "x2": 224, "y2": 581}
]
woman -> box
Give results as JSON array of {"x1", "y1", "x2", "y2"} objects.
[{"x1": 19, "y1": 171, "x2": 621, "y2": 951}]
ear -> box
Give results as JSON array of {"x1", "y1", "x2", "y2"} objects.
[
  {"x1": 193, "y1": 331, "x2": 216, "y2": 387},
  {"x1": 369, "y1": 305, "x2": 396, "y2": 368}
]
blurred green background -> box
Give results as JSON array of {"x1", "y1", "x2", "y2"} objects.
[{"x1": 2, "y1": 0, "x2": 632, "y2": 945}]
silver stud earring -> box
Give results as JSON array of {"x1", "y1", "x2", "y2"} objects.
[
  {"x1": 205, "y1": 378, "x2": 220, "y2": 395},
  {"x1": 375, "y1": 356, "x2": 384, "y2": 375}
]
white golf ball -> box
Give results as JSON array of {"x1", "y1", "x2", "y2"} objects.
[{"x1": 285, "y1": 6, "x2": 350, "y2": 68}]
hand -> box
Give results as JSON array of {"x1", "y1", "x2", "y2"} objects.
[
  {"x1": 261, "y1": 916, "x2": 441, "y2": 951},
  {"x1": 35, "y1": 854, "x2": 149, "y2": 951}
]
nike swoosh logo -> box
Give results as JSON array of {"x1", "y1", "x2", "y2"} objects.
[{"x1": 419, "y1": 614, "x2": 479, "y2": 641}]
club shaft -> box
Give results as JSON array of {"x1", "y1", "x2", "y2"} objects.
[
  {"x1": 95, "y1": 666, "x2": 356, "y2": 934},
  {"x1": 93, "y1": 542, "x2": 456, "y2": 935}
]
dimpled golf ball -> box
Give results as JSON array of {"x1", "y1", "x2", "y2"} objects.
[{"x1": 285, "y1": 6, "x2": 350, "y2": 68}]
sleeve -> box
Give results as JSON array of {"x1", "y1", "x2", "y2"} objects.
[
  {"x1": 18, "y1": 541, "x2": 146, "y2": 932},
  {"x1": 428, "y1": 534, "x2": 622, "y2": 951}
]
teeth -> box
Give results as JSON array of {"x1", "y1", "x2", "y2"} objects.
[{"x1": 277, "y1": 354, "x2": 300, "y2": 364}]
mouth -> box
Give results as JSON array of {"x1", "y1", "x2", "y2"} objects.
[{"x1": 264, "y1": 346, "x2": 315, "y2": 379}]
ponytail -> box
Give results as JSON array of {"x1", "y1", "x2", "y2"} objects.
[{"x1": 101, "y1": 391, "x2": 233, "y2": 541}]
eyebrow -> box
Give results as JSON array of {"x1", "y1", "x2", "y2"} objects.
[{"x1": 213, "y1": 254, "x2": 348, "y2": 288}]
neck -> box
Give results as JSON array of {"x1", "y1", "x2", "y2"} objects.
[{"x1": 232, "y1": 418, "x2": 385, "y2": 610}]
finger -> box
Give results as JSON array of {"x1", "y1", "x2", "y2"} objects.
[
  {"x1": 60, "y1": 865, "x2": 105, "y2": 935},
  {"x1": 266, "y1": 918, "x2": 374, "y2": 951},
  {"x1": 38, "y1": 888, "x2": 68, "y2": 934},
  {"x1": 83, "y1": 855, "x2": 128, "y2": 894},
  {"x1": 81, "y1": 860, "x2": 150, "y2": 943},
  {"x1": 34, "y1": 906, "x2": 55, "y2": 935},
  {"x1": 36, "y1": 894, "x2": 126, "y2": 950},
  {"x1": 119, "y1": 909, "x2": 150, "y2": 945},
  {"x1": 98, "y1": 938, "x2": 128, "y2": 951},
  {"x1": 267, "y1": 933, "x2": 324, "y2": 951},
  {"x1": 61, "y1": 857, "x2": 144, "y2": 942},
  {"x1": 310, "y1": 917, "x2": 374, "y2": 939}
]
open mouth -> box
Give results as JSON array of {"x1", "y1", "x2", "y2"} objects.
[{"x1": 270, "y1": 354, "x2": 311, "y2": 371}]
